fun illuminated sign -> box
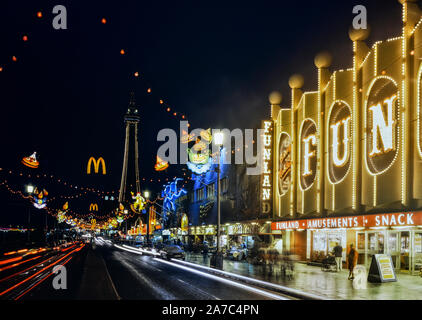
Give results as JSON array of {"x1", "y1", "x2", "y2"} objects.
[
  {"x1": 302, "y1": 135, "x2": 316, "y2": 176},
  {"x1": 300, "y1": 119, "x2": 317, "y2": 190},
  {"x1": 330, "y1": 117, "x2": 351, "y2": 167},
  {"x1": 369, "y1": 94, "x2": 397, "y2": 156},
  {"x1": 327, "y1": 101, "x2": 352, "y2": 184},
  {"x1": 261, "y1": 120, "x2": 273, "y2": 214},
  {"x1": 365, "y1": 77, "x2": 399, "y2": 175}
]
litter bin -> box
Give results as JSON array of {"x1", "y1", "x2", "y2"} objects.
[{"x1": 210, "y1": 251, "x2": 224, "y2": 270}]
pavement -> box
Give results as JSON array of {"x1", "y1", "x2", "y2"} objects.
[{"x1": 184, "y1": 253, "x2": 422, "y2": 300}]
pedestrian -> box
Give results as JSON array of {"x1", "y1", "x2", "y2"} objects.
[
  {"x1": 203, "y1": 241, "x2": 209, "y2": 259},
  {"x1": 333, "y1": 242, "x2": 343, "y2": 272},
  {"x1": 347, "y1": 243, "x2": 358, "y2": 280}
]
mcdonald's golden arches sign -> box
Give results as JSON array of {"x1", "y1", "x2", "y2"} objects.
[{"x1": 87, "y1": 157, "x2": 106, "y2": 175}]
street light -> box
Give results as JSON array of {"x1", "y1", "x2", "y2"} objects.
[
  {"x1": 26, "y1": 184, "x2": 34, "y2": 194},
  {"x1": 25, "y1": 184, "x2": 34, "y2": 243},
  {"x1": 212, "y1": 131, "x2": 224, "y2": 270},
  {"x1": 144, "y1": 191, "x2": 150, "y2": 246},
  {"x1": 144, "y1": 190, "x2": 150, "y2": 199}
]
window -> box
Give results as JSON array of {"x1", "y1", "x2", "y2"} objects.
[
  {"x1": 196, "y1": 188, "x2": 205, "y2": 201},
  {"x1": 221, "y1": 177, "x2": 228, "y2": 193},
  {"x1": 206, "y1": 183, "x2": 215, "y2": 199}
]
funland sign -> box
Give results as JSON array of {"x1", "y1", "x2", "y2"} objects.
[{"x1": 271, "y1": 211, "x2": 422, "y2": 230}]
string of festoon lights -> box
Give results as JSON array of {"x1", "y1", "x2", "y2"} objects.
[
  {"x1": 0, "y1": 180, "x2": 125, "y2": 223},
  {"x1": 0, "y1": 168, "x2": 118, "y2": 197},
  {"x1": 0, "y1": 10, "x2": 192, "y2": 127},
  {"x1": 0, "y1": 173, "x2": 185, "y2": 223}
]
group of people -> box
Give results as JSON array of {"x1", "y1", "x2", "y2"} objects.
[
  {"x1": 254, "y1": 247, "x2": 296, "y2": 278},
  {"x1": 332, "y1": 242, "x2": 358, "y2": 280}
]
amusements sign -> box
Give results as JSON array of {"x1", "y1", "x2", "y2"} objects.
[
  {"x1": 272, "y1": 211, "x2": 422, "y2": 230},
  {"x1": 367, "y1": 254, "x2": 397, "y2": 283}
]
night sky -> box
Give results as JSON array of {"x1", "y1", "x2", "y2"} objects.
[{"x1": 0, "y1": 0, "x2": 406, "y2": 226}]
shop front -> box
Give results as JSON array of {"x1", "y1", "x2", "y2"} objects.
[
  {"x1": 188, "y1": 225, "x2": 216, "y2": 247},
  {"x1": 272, "y1": 211, "x2": 422, "y2": 274},
  {"x1": 225, "y1": 223, "x2": 259, "y2": 251}
]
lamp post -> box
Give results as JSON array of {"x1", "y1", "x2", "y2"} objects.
[
  {"x1": 124, "y1": 209, "x2": 128, "y2": 239},
  {"x1": 144, "y1": 191, "x2": 150, "y2": 246},
  {"x1": 212, "y1": 132, "x2": 224, "y2": 269},
  {"x1": 26, "y1": 184, "x2": 34, "y2": 243}
]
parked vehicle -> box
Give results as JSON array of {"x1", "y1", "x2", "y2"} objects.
[
  {"x1": 159, "y1": 244, "x2": 185, "y2": 260},
  {"x1": 228, "y1": 245, "x2": 248, "y2": 261}
]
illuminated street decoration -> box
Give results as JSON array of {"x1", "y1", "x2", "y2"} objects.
[
  {"x1": 56, "y1": 201, "x2": 69, "y2": 223},
  {"x1": 186, "y1": 128, "x2": 213, "y2": 174},
  {"x1": 181, "y1": 213, "x2": 188, "y2": 232},
  {"x1": 33, "y1": 188, "x2": 48, "y2": 209},
  {"x1": 278, "y1": 133, "x2": 291, "y2": 196},
  {"x1": 130, "y1": 191, "x2": 146, "y2": 213},
  {"x1": 87, "y1": 157, "x2": 106, "y2": 175},
  {"x1": 261, "y1": 120, "x2": 273, "y2": 214},
  {"x1": 328, "y1": 101, "x2": 352, "y2": 183},
  {"x1": 299, "y1": 119, "x2": 317, "y2": 190},
  {"x1": 154, "y1": 155, "x2": 169, "y2": 171},
  {"x1": 22, "y1": 152, "x2": 39, "y2": 168},
  {"x1": 365, "y1": 78, "x2": 399, "y2": 175},
  {"x1": 162, "y1": 178, "x2": 187, "y2": 212},
  {"x1": 57, "y1": 211, "x2": 67, "y2": 223}
]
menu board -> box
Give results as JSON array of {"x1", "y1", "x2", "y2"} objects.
[{"x1": 368, "y1": 254, "x2": 397, "y2": 283}]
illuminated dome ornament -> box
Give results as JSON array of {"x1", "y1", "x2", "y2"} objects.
[
  {"x1": 22, "y1": 152, "x2": 39, "y2": 168},
  {"x1": 154, "y1": 155, "x2": 169, "y2": 171}
]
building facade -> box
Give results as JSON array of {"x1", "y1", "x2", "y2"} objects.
[{"x1": 264, "y1": 0, "x2": 422, "y2": 274}]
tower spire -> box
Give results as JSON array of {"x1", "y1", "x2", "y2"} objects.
[{"x1": 119, "y1": 92, "x2": 141, "y2": 205}]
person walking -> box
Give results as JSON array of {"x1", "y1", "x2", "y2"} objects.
[
  {"x1": 333, "y1": 242, "x2": 343, "y2": 272},
  {"x1": 347, "y1": 243, "x2": 358, "y2": 280},
  {"x1": 203, "y1": 241, "x2": 209, "y2": 261}
]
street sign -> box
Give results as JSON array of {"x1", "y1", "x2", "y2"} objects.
[{"x1": 367, "y1": 254, "x2": 397, "y2": 283}]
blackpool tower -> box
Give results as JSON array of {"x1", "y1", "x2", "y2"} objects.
[{"x1": 118, "y1": 92, "x2": 141, "y2": 205}]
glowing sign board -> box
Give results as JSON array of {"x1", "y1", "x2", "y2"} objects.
[{"x1": 261, "y1": 120, "x2": 273, "y2": 214}]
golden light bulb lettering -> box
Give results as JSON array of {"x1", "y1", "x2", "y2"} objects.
[
  {"x1": 302, "y1": 134, "x2": 317, "y2": 177},
  {"x1": 330, "y1": 116, "x2": 351, "y2": 167},
  {"x1": 369, "y1": 94, "x2": 397, "y2": 157}
]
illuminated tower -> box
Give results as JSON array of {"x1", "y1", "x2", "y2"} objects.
[{"x1": 118, "y1": 93, "x2": 141, "y2": 204}]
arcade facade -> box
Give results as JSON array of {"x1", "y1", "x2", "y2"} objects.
[{"x1": 262, "y1": 0, "x2": 422, "y2": 274}]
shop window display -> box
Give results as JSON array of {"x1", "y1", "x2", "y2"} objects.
[{"x1": 414, "y1": 232, "x2": 422, "y2": 273}]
